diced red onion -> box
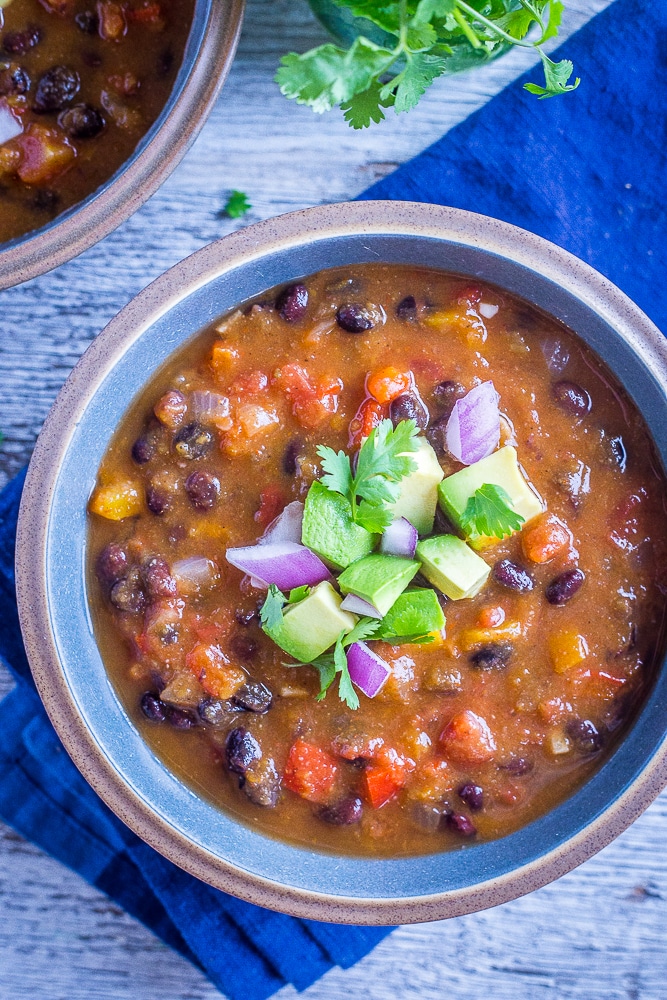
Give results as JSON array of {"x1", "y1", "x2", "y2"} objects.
[
  {"x1": 380, "y1": 517, "x2": 418, "y2": 557},
  {"x1": 260, "y1": 501, "x2": 304, "y2": 546},
  {"x1": 340, "y1": 594, "x2": 383, "y2": 619},
  {"x1": 191, "y1": 390, "x2": 231, "y2": 425},
  {"x1": 346, "y1": 642, "x2": 391, "y2": 698},
  {"x1": 478, "y1": 302, "x2": 499, "y2": 319},
  {"x1": 541, "y1": 338, "x2": 570, "y2": 375},
  {"x1": 226, "y1": 541, "x2": 332, "y2": 590},
  {"x1": 0, "y1": 100, "x2": 22, "y2": 147},
  {"x1": 172, "y1": 556, "x2": 220, "y2": 590},
  {"x1": 445, "y1": 381, "x2": 500, "y2": 465}
]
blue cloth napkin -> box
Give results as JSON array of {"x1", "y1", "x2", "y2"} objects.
[{"x1": 1, "y1": 0, "x2": 665, "y2": 994}]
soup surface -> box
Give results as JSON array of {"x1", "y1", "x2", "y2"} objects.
[
  {"x1": 88, "y1": 265, "x2": 667, "y2": 857},
  {"x1": 0, "y1": 0, "x2": 194, "y2": 245}
]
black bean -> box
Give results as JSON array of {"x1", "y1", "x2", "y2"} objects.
[
  {"x1": 229, "y1": 633, "x2": 258, "y2": 663},
  {"x1": 336, "y1": 303, "x2": 374, "y2": 333},
  {"x1": 198, "y1": 697, "x2": 234, "y2": 726},
  {"x1": 167, "y1": 707, "x2": 197, "y2": 730},
  {"x1": 232, "y1": 681, "x2": 273, "y2": 714},
  {"x1": 396, "y1": 295, "x2": 417, "y2": 321},
  {"x1": 500, "y1": 757, "x2": 534, "y2": 776},
  {"x1": 235, "y1": 606, "x2": 259, "y2": 627},
  {"x1": 96, "y1": 542, "x2": 129, "y2": 588},
  {"x1": 389, "y1": 392, "x2": 429, "y2": 430},
  {"x1": 566, "y1": 717, "x2": 603, "y2": 754},
  {"x1": 432, "y1": 380, "x2": 466, "y2": 414},
  {"x1": 141, "y1": 556, "x2": 177, "y2": 599},
  {"x1": 146, "y1": 485, "x2": 171, "y2": 516},
  {"x1": 0, "y1": 63, "x2": 30, "y2": 97},
  {"x1": 282, "y1": 438, "x2": 301, "y2": 476},
  {"x1": 131, "y1": 431, "x2": 157, "y2": 465},
  {"x1": 318, "y1": 796, "x2": 363, "y2": 826},
  {"x1": 458, "y1": 783, "x2": 483, "y2": 811},
  {"x1": 33, "y1": 189, "x2": 59, "y2": 212},
  {"x1": 140, "y1": 692, "x2": 167, "y2": 723},
  {"x1": 243, "y1": 757, "x2": 280, "y2": 807},
  {"x1": 426, "y1": 415, "x2": 449, "y2": 456},
  {"x1": 493, "y1": 558, "x2": 534, "y2": 593},
  {"x1": 445, "y1": 812, "x2": 477, "y2": 837},
  {"x1": 226, "y1": 727, "x2": 262, "y2": 777},
  {"x1": 74, "y1": 10, "x2": 99, "y2": 33},
  {"x1": 552, "y1": 380, "x2": 592, "y2": 418},
  {"x1": 173, "y1": 422, "x2": 213, "y2": 460},
  {"x1": 184, "y1": 470, "x2": 220, "y2": 510},
  {"x1": 157, "y1": 47, "x2": 174, "y2": 77},
  {"x1": 3, "y1": 25, "x2": 41, "y2": 55},
  {"x1": 110, "y1": 570, "x2": 145, "y2": 613},
  {"x1": 276, "y1": 283, "x2": 308, "y2": 322},
  {"x1": 469, "y1": 643, "x2": 511, "y2": 670},
  {"x1": 545, "y1": 568, "x2": 585, "y2": 606},
  {"x1": 58, "y1": 103, "x2": 105, "y2": 139},
  {"x1": 33, "y1": 65, "x2": 80, "y2": 112}
]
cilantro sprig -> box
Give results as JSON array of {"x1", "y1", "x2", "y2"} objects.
[
  {"x1": 316, "y1": 417, "x2": 420, "y2": 532},
  {"x1": 460, "y1": 483, "x2": 525, "y2": 540},
  {"x1": 291, "y1": 617, "x2": 382, "y2": 711},
  {"x1": 277, "y1": 0, "x2": 579, "y2": 128},
  {"x1": 222, "y1": 190, "x2": 252, "y2": 219}
]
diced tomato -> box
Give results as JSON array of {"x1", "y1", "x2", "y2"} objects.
[
  {"x1": 476, "y1": 605, "x2": 506, "y2": 629},
  {"x1": 230, "y1": 370, "x2": 269, "y2": 395},
  {"x1": 366, "y1": 366, "x2": 414, "y2": 405},
  {"x1": 440, "y1": 710, "x2": 497, "y2": 764},
  {"x1": 274, "y1": 363, "x2": 342, "y2": 429},
  {"x1": 254, "y1": 485, "x2": 286, "y2": 529},
  {"x1": 331, "y1": 731, "x2": 384, "y2": 761},
  {"x1": 127, "y1": 1, "x2": 164, "y2": 25},
  {"x1": 186, "y1": 642, "x2": 246, "y2": 699},
  {"x1": 15, "y1": 124, "x2": 75, "y2": 185},
  {"x1": 283, "y1": 738, "x2": 338, "y2": 803},
  {"x1": 364, "y1": 747, "x2": 415, "y2": 809},
  {"x1": 348, "y1": 397, "x2": 386, "y2": 448},
  {"x1": 522, "y1": 513, "x2": 571, "y2": 564}
]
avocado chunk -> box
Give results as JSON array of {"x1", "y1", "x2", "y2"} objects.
[
  {"x1": 438, "y1": 446, "x2": 543, "y2": 548},
  {"x1": 338, "y1": 553, "x2": 421, "y2": 617},
  {"x1": 387, "y1": 437, "x2": 444, "y2": 535},
  {"x1": 416, "y1": 535, "x2": 490, "y2": 600},
  {"x1": 376, "y1": 588, "x2": 446, "y2": 641},
  {"x1": 266, "y1": 581, "x2": 357, "y2": 662},
  {"x1": 301, "y1": 480, "x2": 375, "y2": 570}
]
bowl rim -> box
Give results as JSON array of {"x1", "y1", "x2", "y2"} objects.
[
  {"x1": 15, "y1": 200, "x2": 667, "y2": 924},
  {"x1": 0, "y1": 0, "x2": 245, "y2": 291}
]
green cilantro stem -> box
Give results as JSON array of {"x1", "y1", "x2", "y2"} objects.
[
  {"x1": 454, "y1": 0, "x2": 536, "y2": 48},
  {"x1": 452, "y1": 8, "x2": 482, "y2": 50}
]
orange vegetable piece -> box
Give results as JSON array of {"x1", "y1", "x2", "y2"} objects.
[
  {"x1": 549, "y1": 631, "x2": 589, "y2": 673},
  {"x1": 440, "y1": 710, "x2": 497, "y2": 764},
  {"x1": 186, "y1": 642, "x2": 245, "y2": 699},
  {"x1": 210, "y1": 342, "x2": 240, "y2": 375},
  {"x1": 127, "y1": 1, "x2": 164, "y2": 26},
  {"x1": 154, "y1": 389, "x2": 187, "y2": 429},
  {"x1": 15, "y1": 124, "x2": 75, "y2": 185},
  {"x1": 522, "y1": 513, "x2": 571, "y2": 564},
  {"x1": 283, "y1": 738, "x2": 338, "y2": 803},
  {"x1": 254, "y1": 485, "x2": 286, "y2": 529},
  {"x1": 366, "y1": 366, "x2": 413, "y2": 405},
  {"x1": 89, "y1": 481, "x2": 141, "y2": 520},
  {"x1": 96, "y1": 0, "x2": 127, "y2": 40},
  {"x1": 409, "y1": 758, "x2": 453, "y2": 803},
  {"x1": 477, "y1": 605, "x2": 505, "y2": 629},
  {"x1": 364, "y1": 747, "x2": 415, "y2": 808},
  {"x1": 348, "y1": 397, "x2": 386, "y2": 448}
]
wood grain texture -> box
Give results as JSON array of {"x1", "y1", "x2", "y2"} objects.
[{"x1": 4, "y1": 2, "x2": 658, "y2": 998}]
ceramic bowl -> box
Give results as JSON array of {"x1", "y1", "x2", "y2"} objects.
[
  {"x1": 16, "y1": 201, "x2": 667, "y2": 923},
  {"x1": 0, "y1": 0, "x2": 244, "y2": 291}
]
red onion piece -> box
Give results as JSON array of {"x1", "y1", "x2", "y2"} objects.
[
  {"x1": 340, "y1": 593, "x2": 382, "y2": 619},
  {"x1": 191, "y1": 390, "x2": 231, "y2": 426},
  {"x1": 346, "y1": 642, "x2": 391, "y2": 698},
  {"x1": 172, "y1": 557, "x2": 220, "y2": 591},
  {"x1": 445, "y1": 381, "x2": 500, "y2": 465},
  {"x1": 260, "y1": 500, "x2": 304, "y2": 546},
  {"x1": 0, "y1": 99, "x2": 22, "y2": 147},
  {"x1": 380, "y1": 517, "x2": 418, "y2": 557},
  {"x1": 226, "y1": 541, "x2": 332, "y2": 591}
]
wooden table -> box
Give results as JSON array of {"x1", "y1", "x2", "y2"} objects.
[{"x1": 6, "y1": 2, "x2": 665, "y2": 997}]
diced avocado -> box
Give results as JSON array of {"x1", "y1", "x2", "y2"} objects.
[
  {"x1": 301, "y1": 480, "x2": 375, "y2": 570},
  {"x1": 387, "y1": 438, "x2": 445, "y2": 535},
  {"x1": 376, "y1": 588, "x2": 445, "y2": 641},
  {"x1": 338, "y1": 553, "x2": 420, "y2": 617},
  {"x1": 416, "y1": 535, "x2": 490, "y2": 601},
  {"x1": 267, "y1": 581, "x2": 357, "y2": 662},
  {"x1": 438, "y1": 445, "x2": 543, "y2": 547}
]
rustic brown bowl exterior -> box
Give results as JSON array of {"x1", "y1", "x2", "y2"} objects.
[
  {"x1": 0, "y1": 0, "x2": 245, "y2": 290},
  {"x1": 15, "y1": 202, "x2": 667, "y2": 924}
]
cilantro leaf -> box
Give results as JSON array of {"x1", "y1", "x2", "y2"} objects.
[
  {"x1": 288, "y1": 585, "x2": 309, "y2": 604},
  {"x1": 412, "y1": 0, "x2": 455, "y2": 25},
  {"x1": 541, "y1": 0, "x2": 564, "y2": 42},
  {"x1": 223, "y1": 190, "x2": 251, "y2": 219},
  {"x1": 385, "y1": 52, "x2": 449, "y2": 114},
  {"x1": 316, "y1": 445, "x2": 354, "y2": 497},
  {"x1": 312, "y1": 654, "x2": 337, "y2": 701},
  {"x1": 259, "y1": 584, "x2": 286, "y2": 631},
  {"x1": 276, "y1": 37, "x2": 395, "y2": 114},
  {"x1": 460, "y1": 484, "x2": 525, "y2": 540},
  {"x1": 343, "y1": 616, "x2": 382, "y2": 646},
  {"x1": 333, "y1": 0, "x2": 402, "y2": 35},
  {"x1": 524, "y1": 51, "x2": 580, "y2": 98},
  {"x1": 334, "y1": 633, "x2": 360, "y2": 710},
  {"x1": 341, "y1": 81, "x2": 393, "y2": 128},
  {"x1": 356, "y1": 499, "x2": 395, "y2": 533}
]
